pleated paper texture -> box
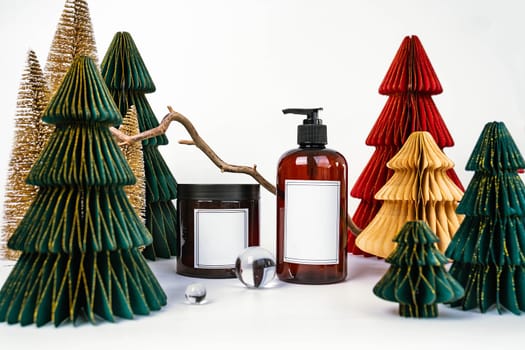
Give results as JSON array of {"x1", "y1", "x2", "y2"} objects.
[
  {"x1": 101, "y1": 31, "x2": 179, "y2": 260},
  {"x1": 110, "y1": 90, "x2": 168, "y2": 146},
  {"x1": 349, "y1": 35, "x2": 462, "y2": 255},
  {"x1": 465, "y1": 121, "x2": 525, "y2": 172},
  {"x1": 28, "y1": 126, "x2": 135, "y2": 186},
  {"x1": 43, "y1": 55, "x2": 120, "y2": 126},
  {"x1": 0, "y1": 56, "x2": 166, "y2": 327},
  {"x1": 356, "y1": 131, "x2": 464, "y2": 258},
  {"x1": 349, "y1": 199, "x2": 382, "y2": 256},
  {"x1": 101, "y1": 31, "x2": 166, "y2": 146},
  {"x1": 379, "y1": 35, "x2": 442, "y2": 94},
  {"x1": 446, "y1": 122, "x2": 525, "y2": 314},
  {"x1": 0, "y1": 250, "x2": 166, "y2": 327},
  {"x1": 351, "y1": 147, "x2": 397, "y2": 200},
  {"x1": 100, "y1": 31, "x2": 156, "y2": 93},
  {"x1": 365, "y1": 94, "x2": 454, "y2": 147},
  {"x1": 8, "y1": 186, "x2": 152, "y2": 253},
  {"x1": 373, "y1": 221, "x2": 464, "y2": 318}
]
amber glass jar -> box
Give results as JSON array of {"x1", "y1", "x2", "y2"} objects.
[{"x1": 177, "y1": 184, "x2": 260, "y2": 278}]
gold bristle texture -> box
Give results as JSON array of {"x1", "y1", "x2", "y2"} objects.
[
  {"x1": 118, "y1": 105, "x2": 146, "y2": 222},
  {"x1": 1, "y1": 50, "x2": 50, "y2": 260},
  {"x1": 45, "y1": 0, "x2": 98, "y2": 97}
]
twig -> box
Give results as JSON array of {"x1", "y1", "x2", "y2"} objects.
[{"x1": 110, "y1": 106, "x2": 362, "y2": 235}]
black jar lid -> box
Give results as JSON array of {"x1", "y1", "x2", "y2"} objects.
[{"x1": 178, "y1": 184, "x2": 260, "y2": 201}]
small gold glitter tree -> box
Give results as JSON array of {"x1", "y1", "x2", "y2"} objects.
[
  {"x1": 45, "y1": 0, "x2": 98, "y2": 97},
  {"x1": 118, "y1": 105, "x2": 146, "y2": 222},
  {"x1": 1, "y1": 50, "x2": 50, "y2": 260}
]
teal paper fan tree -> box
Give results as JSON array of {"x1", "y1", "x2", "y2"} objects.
[
  {"x1": 373, "y1": 221, "x2": 464, "y2": 318},
  {"x1": 101, "y1": 32, "x2": 178, "y2": 260},
  {"x1": 446, "y1": 121, "x2": 525, "y2": 314},
  {"x1": 0, "y1": 56, "x2": 166, "y2": 327}
]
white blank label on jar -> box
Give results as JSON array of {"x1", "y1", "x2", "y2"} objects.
[
  {"x1": 194, "y1": 208, "x2": 249, "y2": 269},
  {"x1": 284, "y1": 180, "x2": 340, "y2": 265}
]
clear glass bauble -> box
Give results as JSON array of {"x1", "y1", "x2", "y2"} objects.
[
  {"x1": 184, "y1": 283, "x2": 207, "y2": 304},
  {"x1": 235, "y1": 246, "x2": 276, "y2": 288}
]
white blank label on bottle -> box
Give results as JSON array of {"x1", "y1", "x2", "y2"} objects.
[
  {"x1": 194, "y1": 208, "x2": 249, "y2": 269},
  {"x1": 284, "y1": 180, "x2": 340, "y2": 265}
]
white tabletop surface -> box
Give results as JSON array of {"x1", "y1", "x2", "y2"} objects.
[{"x1": 1, "y1": 253, "x2": 523, "y2": 350}]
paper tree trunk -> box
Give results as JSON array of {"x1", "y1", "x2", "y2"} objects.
[
  {"x1": 373, "y1": 221, "x2": 464, "y2": 317},
  {"x1": 349, "y1": 35, "x2": 463, "y2": 256},
  {"x1": 446, "y1": 122, "x2": 525, "y2": 314},
  {"x1": 0, "y1": 56, "x2": 166, "y2": 327},
  {"x1": 45, "y1": 0, "x2": 98, "y2": 97},
  {"x1": 1, "y1": 50, "x2": 50, "y2": 260},
  {"x1": 355, "y1": 131, "x2": 463, "y2": 258},
  {"x1": 101, "y1": 31, "x2": 178, "y2": 260}
]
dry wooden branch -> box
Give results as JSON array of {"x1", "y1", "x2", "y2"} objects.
[{"x1": 110, "y1": 107, "x2": 362, "y2": 235}]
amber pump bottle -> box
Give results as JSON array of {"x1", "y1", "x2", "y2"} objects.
[{"x1": 276, "y1": 108, "x2": 348, "y2": 284}]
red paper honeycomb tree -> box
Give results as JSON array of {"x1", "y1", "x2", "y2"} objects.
[{"x1": 349, "y1": 35, "x2": 463, "y2": 256}]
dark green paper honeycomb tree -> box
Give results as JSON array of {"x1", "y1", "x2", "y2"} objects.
[
  {"x1": 101, "y1": 31, "x2": 178, "y2": 260},
  {"x1": 374, "y1": 221, "x2": 464, "y2": 318},
  {"x1": 446, "y1": 121, "x2": 525, "y2": 314},
  {"x1": 0, "y1": 56, "x2": 166, "y2": 327}
]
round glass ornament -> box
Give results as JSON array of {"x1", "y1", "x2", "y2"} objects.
[
  {"x1": 185, "y1": 283, "x2": 207, "y2": 304},
  {"x1": 235, "y1": 246, "x2": 276, "y2": 288}
]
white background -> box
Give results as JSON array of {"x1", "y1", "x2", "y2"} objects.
[{"x1": 0, "y1": 0, "x2": 525, "y2": 348}]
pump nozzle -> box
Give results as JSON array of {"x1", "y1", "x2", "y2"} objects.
[
  {"x1": 282, "y1": 108, "x2": 323, "y2": 124},
  {"x1": 282, "y1": 107, "x2": 327, "y2": 146}
]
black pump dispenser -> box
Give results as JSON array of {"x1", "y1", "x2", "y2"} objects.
[{"x1": 283, "y1": 108, "x2": 327, "y2": 146}]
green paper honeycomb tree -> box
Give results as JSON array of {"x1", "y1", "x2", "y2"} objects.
[
  {"x1": 101, "y1": 32, "x2": 178, "y2": 260},
  {"x1": 0, "y1": 56, "x2": 166, "y2": 327},
  {"x1": 374, "y1": 221, "x2": 464, "y2": 318},
  {"x1": 446, "y1": 121, "x2": 525, "y2": 314}
]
